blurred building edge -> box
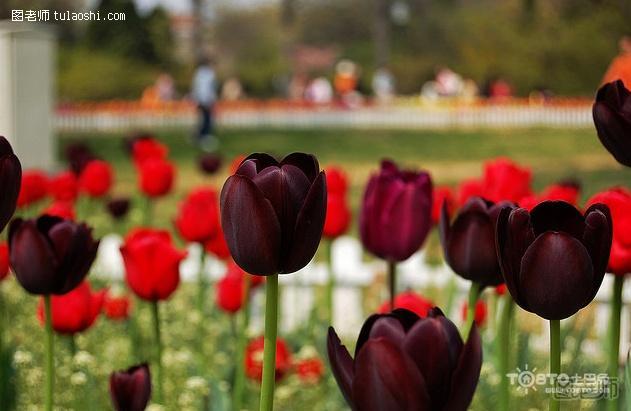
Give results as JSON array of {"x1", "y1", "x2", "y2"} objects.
[{"x1": 0, "y1": 21, "x2": 56, "y2": 170}]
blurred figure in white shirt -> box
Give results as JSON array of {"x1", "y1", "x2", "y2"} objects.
[{"x1": 191, "y1": 56, "x2": 218, "y2": 151}]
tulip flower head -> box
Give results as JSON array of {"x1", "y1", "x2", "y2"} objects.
[
  {"x1": 377, "y1": 290, "x2": 433, "y2": 317},
  {"x1": 245, "y1": 336, "x2": 292, "y2": 382},
  {"x1": 103, "y1": 294, "x2": 132, "y2": 320},
  {"x1": 432, "y1": 186, "x2": 456, "y2": 225},
  {"x1": 198, "y1": 153, "x2": 222, "y2": 174},
  {"x1": 48, "y1": 170, "x2": 78, "y2": 202},
  {"x1": 204, "y1": 224, "x2": 231, "y2": 260},
  {"x1": 44, "y1": 201, "x2": 75, "y2": 220},
  {"x1": 0, "y1": 137, "x2": 21, "y2": 227},
  {"x1": 131, "y1": 137, "x2": 168, "y2": 166},
  {"x1": 456, "y1": 178, "x2": 484, "y2": 207},
  {"x1": 496, "y1": 201, "x2": 612, "y2": 320},
  {"x1": 216, "y1": 261, "x2": 264, "y2": 313},
  {"x1": 461, "y1": 299, "x2": 487, "y2": 327},
  {"x1": 174, "y1": 187, "x2": 219, "y2": 243},
  {"x1": 37, "y1": 281, "x2": 105, "y2": 334},
  {"x1": 295, "y1": 357, "x2": 325, "y2": 384},
  {"x1": 110, "y1": 363, "x2": 151, "y2": 411},
  {"x1": 593, "y1": 80, "x2": 631, "y2": 167},
  {"x1": 360, "y1": 160, "x2": 433, "y2": 262},
  {"x1": 482, "y1": 157, "x2": 532, "y2": 204},
  {"x1": 106, "y1": 197, "x2": 131, "y2": 220},
  {"x1": 138, "y1": 157, "x2": 175, "y2": 198},
  {"x1": 79, "y1": 160, "x2": 114, "y2": 198},
  {"x1": 328, "y1": 308, "x2": 482, "y2": 410},
  {"x1": 9, "y1": 215, "x2": 99, "y2": 295},
  {"x1": 18, "y1": 170, "x2": 48, "y2": 208},
  {"x1": 220, "y1": 153, "x2": 327, "y2": 275}
]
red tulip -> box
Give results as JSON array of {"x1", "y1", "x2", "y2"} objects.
[
  {"x1": 110, "y1": 363, "x2": 151, "y2": 411},
  {"x1": 120, "y1": 228, "x2": 186, "y2": 301},
  {"x1": 323, "y1": 194, "x2": 351, "y2": 239},
  {"x1": 245, "y1": 336, "x2": 292, "y2": 382},
  {"x1": 37, "y1": 281, "x2": 106, "y2": 334},
  {"x1": 495, "y1": 284, "x2": 507, "y2": 296},
  {"x1": 482, "y1": 158, "x2": 532, "y2": 203},
  {"x1": 204, "y1": 225, "x2": 231, "y2": 260},
  {"x1": 18, "y1": 170, "x2": 48, "y2": 207},
  {"x1": 48, "y1": 171, "x2": 78, "y2": 202},
  {"x1": 138, "y1": 158, "x2": 175, "y2": 198},
  {"x1": 132, "y1": 138, "x2": 168, "y2": 166},
  {"x1": 295, "y1": 358, "x2": 325, "y2": 383},
  {"x1": 44, "y1": 201, "x2": 75, "y2": 220},
  {"x1": 325, "y1": 166, "x2": 349, "y2": 196},
  {"x1": 103, "y1": 294, "x2": 132, "y2": 320},
  {"x1": 456, "y1": 178, "x2": 484, "y2": 207},
  {"x1": 432, "y1": 186, "x2": 456, "y2": 225},
  {"x1": 174, "y1": 187, "x2": 219, "y2": 243},
  {"x1": 216, "y1": 261, "x2": 264, "y2": 313},
  {"x1": 519, "y1": 181, "x2": 581, "y2": 211},
  {"x1": 79, "y1": 160, "x2": 113, "y2": 198},
  {"x1": 461, "y1": 299, "x2": 487, "y2": 327},
  {"x1": 377, "y1": 291, "x2": 433, "y2": 317},
  {"x1": 586, "y1": 188, "x2": 631, "y2": 275},
  {"x1": 0, "y1": 242, "x2": 9, "y2": 281}
]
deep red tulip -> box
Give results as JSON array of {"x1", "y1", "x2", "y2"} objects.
[
  {"x1": 0, "y1": 137, "x2": 20, "y2": 228},
  {"x1": 132, "y1": 137, "x2": 168, "y2": 166},
  {"x1": 245, "y1": 336, "x2": 292, "y2": 382},
  {"x1": 323, "y1": 194, "x2": 351, "y2": 239},
  {"x1": 295, "y1": 357, "x2": 325, "y2": 383},
  {"x1": 174, "y1": 187, "x2": 219, "y2": 243},
  {"x1": 461, "y1": 299, "x2": 487, "y2": 327},
  {"x1": 110, "y1": 363, "x2": 151, "y2": 411},
  {"x1": 18, "y1": 170, "x2": 48, "y2": 208},
  {"x1": 138, "y1": 158, "x2": 175, "y2": 198},
  {"x1": 325, "y1": 166, "x2": 349, "y2": 196},
  {"x1": 482, "y1": 158, "x2": 532, "y2": 203},
  {"x1": 519, "y1": 181, "x2": 581, "y2": 211},
  {"x1": 79, "y1": 160, "x2": 113, "y2": 198},
  {"x1": 496, "y1": 201, "x2": 612, "y2": 320},
  {"x1": 103, "y1": 294, "x2": 132, "y2": 320},
  {"x1": 120, "y1": 228, "x2": 186, "y2": 301},
  {"x1": 593, "y1": 80, "x2": 631, "y2": 167},
  {"x1": 456, "y1": 178, "x2": 484, "y2": 207},
  {"x1": 48, "y1": 170, "x2": 78, "y2": 202},
  {"x1": 204, "y1": 225, "x2": 231, "y2": 260},
  {"x1": 64, "y1": 142, "x2": 96, "y2": 174},
  {"x1": 221, "y1": 153, "x2": 327, "y2": 275},
  {"x1": 0, "y1": 242, "x2": 9, "y2": 281},
  {"x1": 44, "y1": 201, "x2": 75, "y2": 220},
  {"x1": 586, "y1": 188, "x2": 631, "y2": 275},
  {"x1": 360, "y1": 160, "x2": 433, "y2": 262},
  {"x1": 9, "y1": 216, "x2": 99, "y2": 295},
  {"x1": 432, "y1": 186, "x2": 456, "y2": 225},
  {"x1": 198, "y1": 153, "x2": 222, "y2": 174},
  {"x1": 216, "y1": 261, "x2": 264, "y2": 313},
  {"x1": 37, "y1": 281, "x2": 105, "y2": 334},
  {"x1": 328, "y1": 308, "x2": 482, "y2": 411},
  {"x1": 106, "y1": 197, "x2": 131, "y2": 220},
  {"x1": 495, "y1": 283, "x2": 507, "y2": 296},
  {"x1": 377, "y1": 291, "x2": 433, "y2": 317},
  {"x1": 440, "y1": 197, "x2": 513, "y2": 287}
]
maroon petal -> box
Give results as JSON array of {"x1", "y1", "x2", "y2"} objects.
[
  {"x1": 52, "y1": 223, "x2": 99, "y2": 294},
  {"x1": 593, "y1": 81, "x2": 631, "y2": 167},
  {"x1": 281, "y1": 152, "x2": 320, "y2": 182},
  {"x1": 359, "y1": 173, "x2": 397, "y2": 259},
  {"x1": 519, "y1": 232, "x2": 594, "y2": 320},
  {"x1": 327, "y1": 327, "x2": 355, "y2": 406},
  {"x1": 369, "y1": 316, "x2": 406, "y2": 346},
  {"x1": 352, "y1": 339, "x2": 430, "y2": 411},
  {"x1": 529, "y1": 200, "x2": 585, "y2": 239},
  {"x1": 443, "y1": 325, "x2": 482, "y2": 411},
  {"x1": 0, "y1": 137, "x2": 21, "y2": 232},
  {"x1": 220, "y1": 175, "x2": 281, "y2": 275},
  {"x1": 242, "y1": 153, "x2": 279, "y2": 172},
  {"x1": 439, "y1": 200, "x2": 452, "y2": 248},
  {"x1": 581, "y1": 204, "x2": 612, "y2": 305},
  {"x1": 355, "y1": 310, "x2": 420, "y2": 356},
  {"x1": 110, "y1": 363, "x2": 151, "y2": 411}
]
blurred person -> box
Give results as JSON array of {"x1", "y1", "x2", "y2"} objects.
[
  {"x1": 372, "y1": 66, "x2": 396, "y2": 104},
  {"x1": 288, "y1": 73, "x2": 308, "y2": 100},
  {"x1": 602, "y1": 35, "x2": 631, "y2": 88},
  {"x1": 221, "y1": 77, "x2": 243, "y2": 101},
  {"x1": 191, "y1": 56, "x2": 218, "y2": 152},
  {"x1": 435, "y1": 66, "x2": 463, "y2": 97},
  {"x1": 487, "y1": 77, "x2": 513, "y2": 102},
  {"x1": 334, "y1": 59, "x2": 358, "y2": 96},
  {"x1": 305, "y1": 77, "x2": 333, "y2": 104}
]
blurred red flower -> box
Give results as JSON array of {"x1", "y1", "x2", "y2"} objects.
[
  {"x1": 204, "y1": 225, "x2": 231, "y2": 260},
  {"x1": 519, "y1": 181, "x2": 581, "y2": 210},
  {"x1": 245, "y1": 336, "x2": 292, "y2": 382},
  {"x1": 120, "y1": 228, "x2": 186, "y2": 301},
  {"x1": 48, "y1": 170, "x2": 78, "y2": 202},
  {"x1": 325, "y1": 166, "x2": 349, "y2": 196},
  {"x1": 132, "y1": 138, "x2": 168, "y2": 166},
  {"x1": 432, "y1": 185, "x2": 456, "y2": 224},
  {"x1": 103, "y1": 294, "x2": 132, "y2": 320},
  {"x1": 323, "y1": 194, "x2": 351, "y2": 239},
  {"x1": 461, "y1": 299, "x2": 488, "y2": 327},
  {"x1": 44, "y1": 201, "x2": 75, "y2": 220},
  {"x1": 482, "y1": 157, "x2": 532, "y2": 203},
  {"x1": 79, "y1": 160, "x2": 114, "y2": 198},
  {"x1": 495, "y1": 283, "x2": 507, "y2": 296},
  {"x1": 17, "y1": 170, "x2": 48, "y2": 207},
  {"x1": 295, "y1": 357, "x2": 324, "y2": 384},
  {"x1": 377, "y1": 290, "x2": 433, "y2": 317},
  {"x1": 0, "y1": 242, "x2": 9, "y2": 281},
  {"x1": 138, "y1": 158, "x2": 175, "y2": 198},
  {"x1": 174, "y1": 187, "x2": 219, "y2": 243},
  {"x1": 216, "y1": 261, "x2": 264, "y2": 313},
  {"x1": 456, "y1": 178, "x2": 484, "y2": 207},
  {"x1": 37, "y1": 281, "x2": 106, "y2": 335}
]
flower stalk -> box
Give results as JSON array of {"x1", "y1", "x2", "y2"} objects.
[{"x1": 260, "y1": 274, "x2": 279, "y2": 411}]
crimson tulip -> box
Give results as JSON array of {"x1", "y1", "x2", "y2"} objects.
[
  {"x1": 48, "y1": 171, "x2": 78, "y2": 202},
  {"x1": 0, "y1": 241, "x2": 9, "y2": 281},
  {"x1": 120, "y1": 228, "x2": 186, "y2": 301},
  {"x1": 432, "y1": 186, "x2": 456, "y2": 225},
  {"x1": 9, "y1": 215, "x2": 99, "y2": 295},
  {"x1": 79, "y1": 160, "x2": 113, "y2": 198},
  {"x1": 18, "y1": 170, "x2": 48, "y2": 208},
  {"x1": 216, "y1": 261, "x2": 264, "y2": 313},
  {"x1": 377, "y1": 291, "x2": 433, "y2": 317},
  {"x1": 456, "y1": 178, "x2": 484, "y2": 207},
  {"x1": 461, "y1": 300, "x2": 487, "y2": 327},
  {"x1": 328, "y1": 308, "x2": 482, "y2": 411},
  {"x1": 138, "y1": 158, "x2": 174, "y2": 198},
  {"x1": 103, "y1": 294, "x2": 132, "y2": 320},
  {"x1": 295, "y1": 358, "x2": 325, "y2": 384},
  {"x1": 132, "y1": 137, "x2": 168, "y2": 166},
  {"x1": 323, "y1": 194, "x2": 351, "y2": 239},
  {"x1": 519, "y1": 181, "x2": 581, "y2": 211},
  {"x1": 593, "y1": 80, "x2": 631, "y2": 167},
  {"x1": 220, "y1": 152, "x2": 327, "y2": 275},
  {"x1": 496, "y1": 201, "x2": 612, "y2": 320},
  {"x1": 44, "y1": 201, "x2": 75, "y2": 220},
  {"x1": 325, "y1": 166, "x2": 349, "y2": 196},
  {"x1": 495, "y1": 284, "x2": 507, "y2": 296},
  {"x1": 360, "y1": 159, "x2": 433, "y2": 262},
  {"x1": 110, "y1": 363, "x2": 151, "y2": 411},
  {"x1": 174, "y1": 187, "x2": 219, "y2": 243},
  {"x1": 204, "y1": 225, "x2": 231, "y2": 260},
  {"x1": 106, "y1": 197, "x2": 131, "y2": 220},
  {"x1": 482, "y1": 157, "x2": 532, "y2": 203},
  {"x1": 37, "y1": 281, "x2": 105, "y2": 334},
  {"x1": 245, "y1": 336, "x2": 292, "y2": 382}
]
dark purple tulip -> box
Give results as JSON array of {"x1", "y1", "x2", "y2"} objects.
[
  {"x1": 110, "y1": 363, "x2": 151, "y2": 411},
  {"x1": 328, "y1": 308, "x2": 481, "y2": 411},
  {"x1": 220, "y1": 152, "x2": 326, "y2": 275},
  {"x1": 198, "y1": 153, "x2": 222, "y2": 175},
  {"x1": 9, "y1": 215, "x2": 99, "y2": 295},
  {"x1": 440, "y1": 197, "x2": 514, "y2": 287},
  {"x1": 106, "y1": 197, "x2": 131, "y2": 220},
  {"x1": 496, "y1": 200, "x2": 612, "y2": 320},
  {"x1": 64, "y1": 142, "x2": 96, "y2": 174},
  {"x1": 360, "y1": 160, "x2": 432, "y2": 262},
  {"x1": 0, "y1": 137, "x2": 21, "y2": 232},
  {"x1": 593, "y1": 80, "x2": 631, "y2": 167}
]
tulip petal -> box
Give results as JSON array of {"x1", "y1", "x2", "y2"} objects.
[
  {"x1": 443, "y1": 325, "x2": 482, "y2": 411},
  {"x1": 0, "y1": 137, "x2": 21, "y2": 231},
  {"x1": 594, "y1": 81, "x2": 631, "y2": 167},
  {"x1": 439, "y1": 199, "x2": 452, "y2": 248},
  {"x1": 327, "y1": 327, "x2": 355, "y2": 406},
  {"x1": 352, "y1": 339, "x2": 430, "y2": 411},
  {"x1": 520, "y1": 232, "x2": 594, "y2": 320},
  {"x1": 581, "y1": 204, "x2": 612, "y2": 305},
  {"x1": 220, "y1": 175, "x2": 281, "y2": 275},
  {"x1": 49, "y1": 222, "x2": 99, "y2": 294},
  {"x1": 530, "y1": 200, "x2": 585, "y2": 238},
  {"x1": 281, "y1": 152, "x2": 320, "y2": 182},
  {"x1": 282, "y1": 171, "x2": 326, "y2": 273},
  {"x1": 242, "y1": 153, "x2": 279, "y2": 172},
  {"x1": 368, "y1": 317, "x2": 406, "y2": 346}
]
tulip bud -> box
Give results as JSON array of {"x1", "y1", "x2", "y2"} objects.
[
  {"x1": 106, "y1": 197, "x2": 131, "y2": 220},
  {"x1": 110, "y1": 363, "x2": 151, "y2": 411},
  {"x1": 220, "y1": 153, "x2": 327, "y2": 275},
  {"x1": 9, "y1": 215, "x2": 99, "y2": 295},
  {"x1": 198, "y1": 153, "x2": 222, "y2": 174},
  {"x1": 593, "y1": 80, "x2": 631, "y2": 167},
  {"x1": 79, "y1": 160, "x2": 114, "y2": 198}
]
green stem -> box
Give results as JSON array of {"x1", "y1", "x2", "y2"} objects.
[
  {"x1": 143, "y1": 196, "x2": 153, "y2": 227},
  {"x1": 197, "y1": 249, "x2": 207, "y2": 313},
  {"x1": 259, "y1": 274, "x2": 279, "y2": 411},
  {"x1": 607, "y1": 275, "x2": 624, "y2": 411},
  {"x1": 325, "y1": 239, "x2": 334, "y2": 325},
  {"x1": 549, "y1": 319, "x2": 561, "y2": 411},
  {"x1": 462, "y1": 282, "x2": 481, "y2": 338},
  {"x1": 151, "y1": 301, "x2": 163, "y2": 403},
  {"x1": 233, "y1": 276, "x2": 251, "y2": 411},
  {"x1": 388, "y1": 261, "x2": 397, "y2": 311},
  {"x1": 44, "y1": 295, "x2": 54, "y2": 411},
  {"x1": 497, "y1": 295, "x2": 514, "y2": 411}
]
